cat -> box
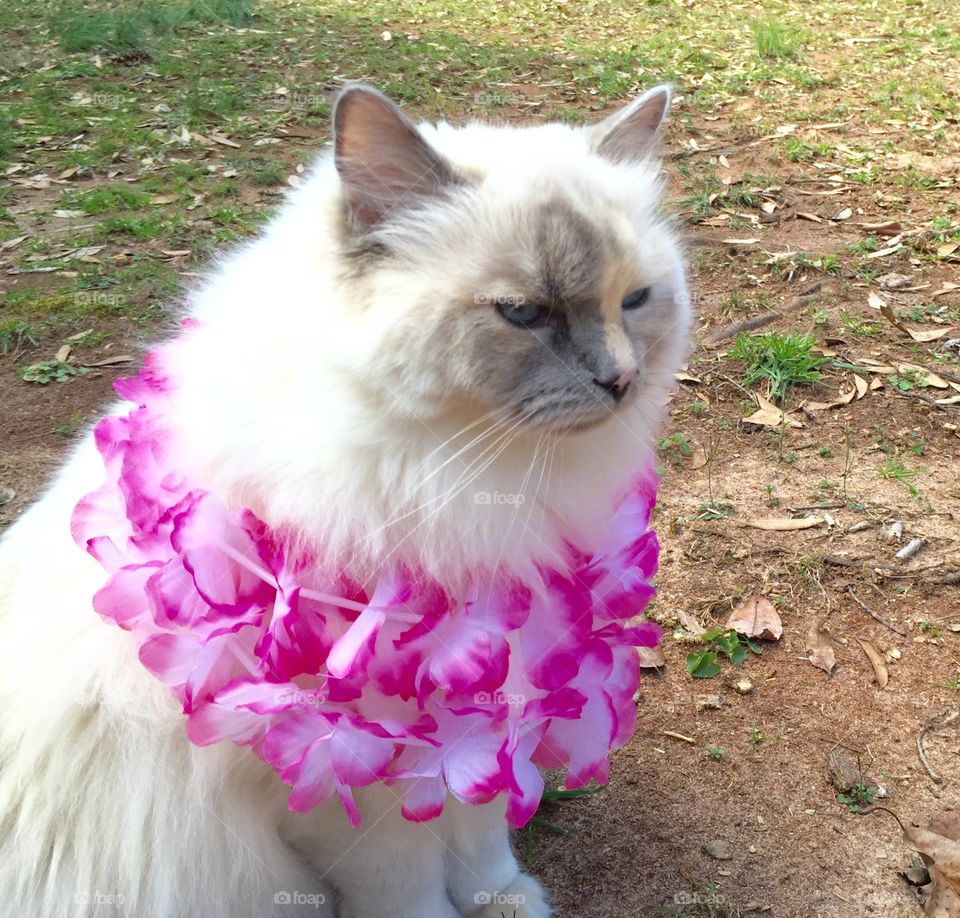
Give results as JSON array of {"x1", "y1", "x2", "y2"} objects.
[{"x1": 0, "y1": 82, "x2": 690, "y2": 917}]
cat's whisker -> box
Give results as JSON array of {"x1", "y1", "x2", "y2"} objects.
[
  {"x1": 349, "y1": 413, "x2": 518, "y2": 547},
  {"x1": 375, "y1": 413, "x2": 532, "y2": 571}
]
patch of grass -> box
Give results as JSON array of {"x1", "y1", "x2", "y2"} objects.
[
  {"x1": 747, "y1": 726, "x2": 765, "y2": 745},
  {"x1": 752, "y1": 20, "x2": 801, "y2": 60},
  {"x1": 840, "y1": 311, "x2": 880, "y2": 337},
  {"x1": 729, "y1": 332, "x2": 826, "y2": 402},
  {"x1": 707, "y1": 746, "x2": 726, "y2": 761},
  {"x1": 0, "y1": 319, "x2": 38, "y2": 356},
  {"x1": 55, "y1": 0, "x2": 252, "y2": 53},
  {"x1": 783, "y1": 138, "x2": 835, "y2": 162},
  {"x1": 879, "y1": 458, "x2": 920, "y2": 498},
  {"x1": 60, "y1": 185, "x2": 152, "y2": 215}
]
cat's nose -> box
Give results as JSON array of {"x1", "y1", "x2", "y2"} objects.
[{"x1": 594, "y1": 367, "x2": 638, "y2": 402}]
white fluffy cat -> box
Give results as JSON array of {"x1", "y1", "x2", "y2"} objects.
[{"x1": 0, "y1": 83, "x2": 690, "y2": 917}]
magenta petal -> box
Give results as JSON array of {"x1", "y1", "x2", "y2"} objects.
[
  {"x1": 400, "y1": 776, "x2": 447, "y2": 822},
  {"x1": 326, "y1": 606, "x2": 383, "y2": 679}
]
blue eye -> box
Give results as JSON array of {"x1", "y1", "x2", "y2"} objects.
[
  {"x1": 496, "y1": 301, "x2": 549, "y2": 328},
  {"x1": 621, "y1": 288, "x2": 651, "y2": 310}
]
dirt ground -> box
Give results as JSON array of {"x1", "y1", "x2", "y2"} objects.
[{"x1": 2, "y1": 2, "x2": 960, "y2": 916}]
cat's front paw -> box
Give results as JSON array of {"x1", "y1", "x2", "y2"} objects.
[{"x1": 469, "y1": 873, "x2": 551, "y2": 918}]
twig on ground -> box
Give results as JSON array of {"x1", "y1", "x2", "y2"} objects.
[
  {"x1": 917, "y1": 709, "x2": 960, "y2": 785},
  {"x1": 706, "y1": 281, "x2": 828, "y2": 345},
  {"x1": 846, "y1": 586, "x2": 906, "y2": 636}
]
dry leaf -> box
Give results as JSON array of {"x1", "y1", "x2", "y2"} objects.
[
  {"x1": 866, "y1": 244, "x2": 902, "y2": 259},
  {"x1": 209, "y1": 131, "x2": 241, "y2": 149},
  {"x1": 834, "y1": 207, "x2": 853, "y2": 220},
  {"x1": 868, "y1": 291, "x2": 887, "y2": 310},
  {"x1": 854, "y1": 374, "x2": 869, "y2": 398},
  {"x1": 932, "y1": 282, "x2": 959, "y2": 298},
  {"x1": 858, "y1": 221, "x2": 901, "y2": 236},
  {"x1": 937, "y1": 242, "x2": 960, "y2": 259},
  {"x1": 743, "y1": 393, "x2": 804, "y2": 428},
  {"x1": 637, "y1": 645, "x2": 666, "y2": 668},
  {"x1": 743, "y1": 516, "x2": 824, "y2": 532},
  {"x1": 726, "y1": 595, "x2": 783, "y2": 641},
  {"x1": 689, "y1": 445, "x2": 708, "y2": 470},
  {"x1": 674, "y1": 371, "x2": 702, "y2": 384},
  {"x1": 878, "y1": 302, "x2": 953, "y2": 342},
  {"x1": 896, "y1": 363, "x2": 950, "y2": 389},
  {"x1": 856, "y1": 638, "x2": 888, "y2": 688},
  {"x1": 150, "y1": 194, "x2": 178, "y2": 205},
  {"x1": 903, "y1": 814, "x2": 960, "y2": 916},
  {"x1": 796, "y1": 211, "x2": 823, "y2": 223},
  {"x1": 805, "y1": 388, "x2": 856, "y2": 410},
  {"x1": 54, "y1": 344, "x2": 71, "y2": 363},
  {"x1": 805, "y1": 619, "x2": 836, "y2": 674},
  {"x1": 722, "y1": 237, "x2": 761, "y2": 245}
]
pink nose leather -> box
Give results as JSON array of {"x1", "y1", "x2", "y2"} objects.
[
  {"x1": 614, "y1": 367, "x2": 639, "y2": 392},
  {"x1": 595, "y1": 367, "x2": 638, "y2": 402}
]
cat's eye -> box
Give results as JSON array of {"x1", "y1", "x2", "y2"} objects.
[
  {"x1": 496, "y1": 301, "x2": 549, "y2": 328},
  {"x1": 621, "y1": 287, "x2": 651, "y2": 310}
]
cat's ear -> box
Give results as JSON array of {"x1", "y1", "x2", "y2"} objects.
[
  {"x1": 591, "y1": 85, "x2": 672, "y2": 164},
  {"x1": 333, "y1": 83, "x2": 461, "y2": 230}
]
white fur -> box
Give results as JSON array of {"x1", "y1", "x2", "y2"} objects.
[{"x1": 0, "y1": 103, "x2": 689, "y2": 917}]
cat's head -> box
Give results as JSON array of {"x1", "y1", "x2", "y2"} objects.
[{"x1": 329, "y1": 83, "x2": 691, "y2": 437}]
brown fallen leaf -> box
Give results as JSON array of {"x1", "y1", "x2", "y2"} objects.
[
  {"x1": 903, "y1": 814, "x2": 960, "y2": 916},
  {"x1": 856, "y1": 638, "x2": 888, "y2": 688},
  {"x1": 938, "y1": 242, "x2": 960, "y2": 259},
  {"x1": 54, "y1": 344, "x2": 71, "y2": 363},
  {"x1": 637, "y1": 645, "x2": 666, "y2": 668},
  {"x1": 858, "y1": 220, "x2": 901, "y2": 236},
  {"x1": 854, "y1": 374, "x2": 869, "y2": 399},
  {"x1": 742, "y1": 516, "x2": 824, "y2": 532},
  {"x1": 726, "y1": 595, "x2": 783, "y2": 641},
  {"x1": 805, "y1": 387, "x2": 856, "y2": 410},
  {"x1": 896, "y1": 363, "x2": 950, "y2": 389},
  {"x1": 743, "y1": 393, "x2": 804, "y2": 429},
  {"x1": 805, "y1": 619, "x2": 836, "y2": 675},
  {"x1": 879, "y1": 303, "x2": 953, "y2": 342},
  {"x1": 689, "y1": 444, "x2": 708, "y2": 470},
  {"x1": 150, "y1": 194, "x2": 178, "y2": 205},
  {"x1": 209, "y1": 131, "x2": 241, "y2": 148},
  {"x1": 796, "y1": 211, "x2": 823, "y2": 223},
  {"x1": 932, "y1": 282, "x2": 960, "y2": 299},
  {"x1": 674, "y1": 371, "x2": 701, "y2": 384}
]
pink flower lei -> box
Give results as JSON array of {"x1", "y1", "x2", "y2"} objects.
[{"x1": 72, "y1": 342, "x2": 662, "y2": 828}]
